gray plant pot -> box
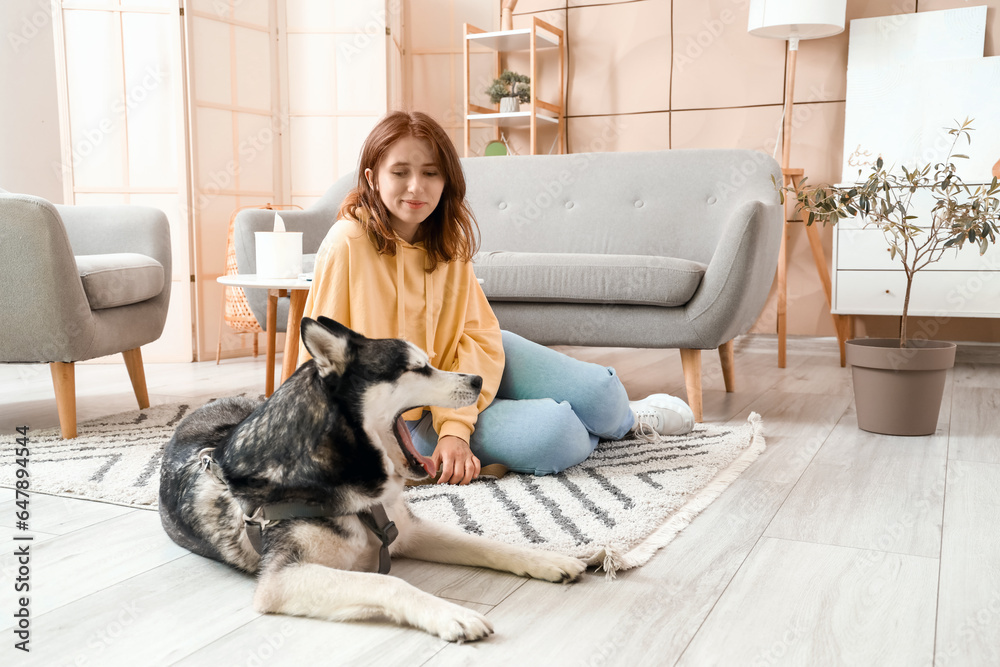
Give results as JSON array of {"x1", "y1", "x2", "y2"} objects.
[
  {"x1": 499, "y1": 97, "x2": 520, "y2": 113},
  {"x1": 846, "y1": 338, "x2": 957, "y2": 436}
]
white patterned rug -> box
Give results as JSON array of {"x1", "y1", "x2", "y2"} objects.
[
  {"x1": 406, "y1": 414, "x2": 765, "y2": 576},
  {"x1": 0, "y1": 393, "x2": 262, "y2": 507},
  {"x1": 0, "y1": 398, "x2": 764, "y2": 577}
]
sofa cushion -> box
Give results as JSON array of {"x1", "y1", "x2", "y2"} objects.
[
  {"x1": 474, "y1": 252, "x2": 707, "y2": 307},
  {"x1": 76, "y1": 253, "x2": 164, "y2": 310}
]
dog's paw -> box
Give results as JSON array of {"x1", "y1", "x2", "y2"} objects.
[
  {"x1": 422, "y1": 602, "x2": 494, "y2": 643},
  {"x1": 523, "y1": 551, "x2": 588, "y2": 583}
]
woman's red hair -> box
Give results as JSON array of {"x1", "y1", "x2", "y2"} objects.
[{"x1": 338, "y1": 110, "x2": 479, "y2": 271}]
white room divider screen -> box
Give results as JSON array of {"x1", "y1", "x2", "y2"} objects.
[
  {"x1": 52, "y1": 0, "x2": 193, "y2": 363},
  {"x1": 184, "y1": 0, "x2": 283, "y2": 360},
  {"x1": 284, "y1": 0, "x2": 403, "y2": 210},
  {"x1": 52, "y1": 0, "x2": 402, "y2": 362}
]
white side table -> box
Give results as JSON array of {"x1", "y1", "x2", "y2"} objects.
[{"x1": 217, "y1": 275, "x2": 312, "y2": 396}]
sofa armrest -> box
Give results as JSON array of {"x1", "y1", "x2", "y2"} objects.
[
  {"x1": 313, "y1": 171, "x2": 356, "y2": 216},
  {"x1": 685, "y1": 198, "x2": 783, "y2": 347},
  {"x1": 0, "y1": 193, "x2": 97, "y2": 362}
]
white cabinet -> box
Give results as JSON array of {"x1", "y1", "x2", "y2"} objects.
[{"x1": 831, "y1": 193, "x2": 1000, "y2": 318}]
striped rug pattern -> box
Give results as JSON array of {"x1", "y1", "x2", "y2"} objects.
[
  {"x1": 406, "y1": 413, "x2": 765, "y2": 576},
  {"x1": 0, "y1": 401, "x2": 199, "y2": 507},
  {"x1": 0, "y1": 394, "x2": 265, "y2": 508}
]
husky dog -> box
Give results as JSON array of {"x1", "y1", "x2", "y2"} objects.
[{"x1": 159, "y1": 316, "x2": 587, "y2": 642}]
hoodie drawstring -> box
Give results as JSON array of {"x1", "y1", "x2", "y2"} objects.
[
  {"x1": 396, "y1": 249, "x2": 406, "y2": 344},
  {"x1": 395, "y1": 243, "x2": 437, "y2": 364},
  {"x1": 425, "y1": 268, "x2": 435, "y2": 362}
]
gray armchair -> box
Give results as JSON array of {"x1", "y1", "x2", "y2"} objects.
[{"x1": 0, "y1": 189, "x2": 172, "y2": 438}]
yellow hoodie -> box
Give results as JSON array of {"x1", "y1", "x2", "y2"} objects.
[{"x1": 298, "y1": 216, "x2": 504, "y2": 444}]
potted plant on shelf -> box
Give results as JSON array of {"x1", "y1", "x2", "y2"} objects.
[
  {"x1": 487, "y1": 70, "x2": 530, "y2": 114},
  {"x1": 780, "y1": 119, "x2": 1000, "y2": 436}
]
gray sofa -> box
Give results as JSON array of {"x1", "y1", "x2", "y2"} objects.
[{"x1": 234, "y1": 149, "x2": 783, "y2": 420}]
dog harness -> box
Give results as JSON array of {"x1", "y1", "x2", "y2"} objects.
[{"x1": 197, "y1": 447, "x2": 399, "y2": 574}]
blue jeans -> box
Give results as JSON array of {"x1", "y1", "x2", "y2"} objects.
[{"x1": 407, "y1": 330, "x2": 636, "y2": 475}]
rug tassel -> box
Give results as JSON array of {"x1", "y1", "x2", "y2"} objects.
[{"x1": 594, "y1": 548, "x2": 625, "y2": 580}]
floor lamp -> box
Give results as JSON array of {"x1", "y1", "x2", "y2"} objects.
[{"x1": 748, "y1": 0, "x2": 850, "y2": 368}]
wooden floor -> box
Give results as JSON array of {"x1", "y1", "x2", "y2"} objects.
[{"x1": 2, "y1": 335, "x2": 999, "y2": 666}]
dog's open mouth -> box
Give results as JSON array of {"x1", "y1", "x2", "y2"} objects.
[{"x1": 393, "y1": 413, "x2": 437, "y2": 478}]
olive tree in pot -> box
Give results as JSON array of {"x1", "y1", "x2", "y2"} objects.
[{"x1": 781, "y1": 119, "x2": 1000, "y2": 435}]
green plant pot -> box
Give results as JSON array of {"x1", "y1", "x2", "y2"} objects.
[{"x1": 846, "y1": 338, "x2": 956, "y2": 436}]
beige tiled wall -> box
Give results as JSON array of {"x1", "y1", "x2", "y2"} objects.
[
  {"x1": 405, "y1": 0, "x2": 499, "y2": 154},
  {"x1": 408, "y1": 0, "x2": 1000, "y2": 342}
]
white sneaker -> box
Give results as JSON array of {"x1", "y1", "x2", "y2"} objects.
[{"x1": 629, "y1": 394, "x2": 695, "y2": 441}]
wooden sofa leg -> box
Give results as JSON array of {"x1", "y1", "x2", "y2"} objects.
[
  {"x1": 50, "y1": 362, "x2": 77, "y2": 439},
  {"x1": 122, "y1": 348, "x2": 150, "y2": 410},
  {"x1": 679, "y1": 349, "x2": 704, "y2": 423},
  {"x1": 719, "y1": 340, "x2": 736, "y2": 393}
]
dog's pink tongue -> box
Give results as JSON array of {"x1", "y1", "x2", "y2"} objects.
[{"x1": 396, "y1": 416, "x2": 437, "y2": 478}]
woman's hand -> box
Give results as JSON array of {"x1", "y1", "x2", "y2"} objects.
[{"x1": 433, "y1": 435, "x2": 481, "y2": 485}]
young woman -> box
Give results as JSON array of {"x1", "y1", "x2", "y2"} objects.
[{"x1": 300, "y1": 111, "x2": 693, "y2": 485}]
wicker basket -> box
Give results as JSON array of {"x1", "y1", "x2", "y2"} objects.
[{"x1": 216, "y1": 203, "x2": 302, "y2": 362}]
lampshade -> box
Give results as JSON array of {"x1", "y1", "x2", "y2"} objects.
[{"x1": 747, "y1": 0, "x2": 846, "y2": 41}]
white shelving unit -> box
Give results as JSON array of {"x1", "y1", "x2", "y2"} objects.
[
  {"x1": 465, "y1": 111, "x2": 559, "y2": 125},
  {"x1": 466, "y1": 28, "x2": 558, "y2": 52},
  {"x1": 463, "y1": 18, "x2": 564, "y2": 157}
]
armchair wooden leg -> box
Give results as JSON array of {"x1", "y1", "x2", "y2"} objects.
[
  {"x1": 50, "y1": 362, "x2": 77, "y2": 439},
  {"x1": 719, "y1": 340, "x2": 736, "y2": 393},
  {"x1": 679, "y1": 349, "x2": 704, "y2": 423},
  {"x1": 122, "y1": 348, "x2": 150, "y2": 410}
]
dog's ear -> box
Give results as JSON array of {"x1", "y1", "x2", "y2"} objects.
[
  {"x1": 315, "y1": 316, "x2": 354, "y2": 337},
  {"x1": 301, "y1": 317, "x2": 353, "y2": 377}
]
